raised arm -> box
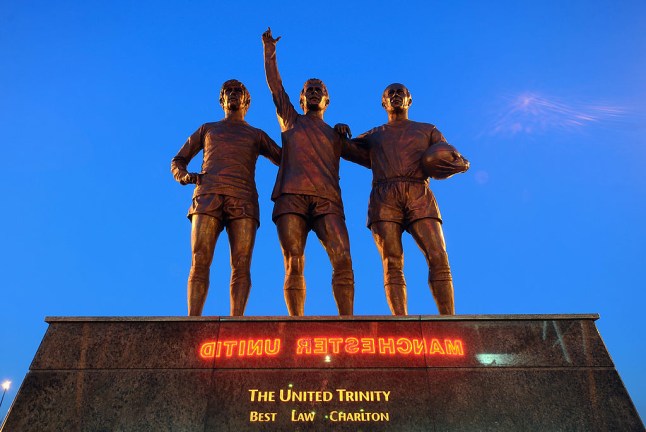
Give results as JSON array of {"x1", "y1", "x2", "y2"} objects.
[
  {"x1": 262, "y1": 28, "x2": 283, "y2": 98},
  {"x1": 171, "y1": 125, "x2": 203, "y2": 185},
  {"x1": 262, "y1": 27, "x2": 297, "y2": 131}
]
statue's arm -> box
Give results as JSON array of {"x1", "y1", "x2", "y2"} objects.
[
  {"x1": 171, "y1": 125, "x2": 203, "y2": 185},
  {"x1": 427, "y1": 126, "x2": 470, "y2": 176},
  {"x1": 335, "y1": 123, "x2": 371, "y2": 168},
  {"x1": 262, "y1": 28, "x2": 297, "y2": 131},
  {"x1": 430, "y1": 126, "x2": 448, "y2": 145},
  {"x1": 259, "y1": 130, "x2": 282, "y2": 166}
]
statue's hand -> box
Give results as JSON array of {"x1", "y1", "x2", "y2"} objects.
[
  {"x1": 179, "y1": 172, "x2": 200, "y2": 185},
  {"x1": 262, "y1": 27, "x2": 281, "y2": 45},
  {"x1": 334, "y1": 123, "x2": 352, "y2": 139}
]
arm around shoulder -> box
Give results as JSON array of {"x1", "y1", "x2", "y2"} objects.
[
  {"x1": 259, "y1": 129, "x2": 282, "y2": 166},
  {"x1": 340, "y1": 135, "x2": 371, "y2": 168}
]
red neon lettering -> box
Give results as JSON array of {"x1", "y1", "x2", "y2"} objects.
[
  {"x1": 200, "y1": 336, "x2": 465, "y2": 359},
  {"x1": 199, "y1": 339, "x2": 282, "y2": 359},
  {"x1": 238, "y1": 340, "x2": 246, "y2": 357},
  {"x1": 345, "y1": 337, "x2": 359, "y2": 354},
  {"x1": 378, "y1": 338, "x2": 396, "y2": 355},
  {"x1": 360, "y1": 338, "x2": 376, "y2": 354},
  {"x1": 328, "y1": 337, "x2": 343, "y2": 354},
  {"x1": 200, "y1": 342, "x2": 216, "y2": 358},
  {"x1": 223, "y1": 341, "x2": 236, "y2": 357},
  {"x1": 396, "y1": 338, "x2": 412, "y2": 354},
  {"x1": 247, "y1": 339, "x2": 263, "y2": 356},
  {"x1": 313, "y1": 338, "x2": 327, "y2": 354},
  {"x1": 429, "y1": 339, "x2": 445, "y2": 355},
  {"x1": 296, "y1": 338, "x2": 312, "y2": 355},
  {"x1": 444, "y1": 339, "x2": 464, "y2": 356},
  {"x1": 412, "y1": 339, "x2": 426, "y2": 355},
  {"x1": 264, "y1": 339, "x2": 281, "y2": 355}
]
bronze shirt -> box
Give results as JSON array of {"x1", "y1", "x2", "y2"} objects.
[
  {"x1": 171, "y1": 120, "x2": 281, "y2": 199},
  {"x1": 270, "y1": 88, "x2": 366, "y2": 202},
  {"x1": 355, "y1": 120, "x2": 447, "y2": 183}
]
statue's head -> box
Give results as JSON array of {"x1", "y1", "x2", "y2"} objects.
[
  {"x1": 300, "y1": 78, "x2": 329, "y2": 112},
  {"x1": 219, "y1": 79, "x2": 251, "y2": 113},
  {"x1": 382, "y1": 83, "x2": 412, "y2": 113}
]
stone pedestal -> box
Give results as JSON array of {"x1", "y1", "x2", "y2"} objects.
[{"x1": 1, "y1": 315, "x2": 643, "y2": 431}]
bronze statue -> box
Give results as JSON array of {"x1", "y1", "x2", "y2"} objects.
[
  {"x1": 262, "y1": 28, "x2": 368, "y2": 316},
  {"x1": 336, "y1": 83, "x2": 469, "y2": 315},
  {"x1": 171, "y1": 80, "x2": 281, "y2": 316}
]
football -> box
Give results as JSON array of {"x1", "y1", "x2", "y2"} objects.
[{"x1": 421, "y1": 143, "x2": 470, "y2": 180}]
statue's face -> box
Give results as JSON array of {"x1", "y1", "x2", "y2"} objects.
[
  {"x1": 382, "y1": 84, "x2": 411, "y2": 112},
  {"x1": 301, "y1": 81, "x2": 329, "y2": 112},
  {"x1": 221, "y1": 84, "x2": 247, "y2": 111}
]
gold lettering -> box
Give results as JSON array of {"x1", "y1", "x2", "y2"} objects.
[
  {"x1": 279, "y1": 389, "x2": 291, "y2": 402},
  {"x1": 291, "y1": 410, "x2": 316, "y2": 422},
  {"x1": 248, "y1": 389, "x2": 258, "y2": 401},
  {"x1": 329, "y1": 411, "x2": 390, "y2": 422},
  {"x1": 249, "y1": 411, "x2": 277, "y2": 422},
  {"x1": 249, "y1": 390, "x2": 275, "y2": 402}
]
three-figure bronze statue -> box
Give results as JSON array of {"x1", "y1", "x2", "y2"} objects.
[{"x1": 171, "y1": 29, "x2": 470, "y2": 317}]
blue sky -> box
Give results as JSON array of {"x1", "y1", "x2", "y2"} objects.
[{"x1": 1, "y1": 0, "x2": 645, "y2": 421}]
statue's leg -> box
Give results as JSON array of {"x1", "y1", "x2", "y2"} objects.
[
  {"x1": 276, "y1": 214, "x2": 308, "y2": 316},
  {"x1": 226, "y1": 218, "x2": 257, "y2": 316},
  {"x1": 188, "y1": 214, "x2": 223, "y2": 316},
  {"x1": 408, "y1": 218, "x2": 455, "y2": 315},
  {"x1": 312, "y1": 214, "x2": 354, "y2": 316},
  {"x1": 371, "y1": 221, "x2": 407, "y2": 315}
]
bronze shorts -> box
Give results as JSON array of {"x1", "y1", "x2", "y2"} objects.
[
  {"x1": 187, "y1": 193, "x2": 260, "y2": 226},
  {"x1": 367, "y1": 181, "x2": 441, "y2": 229},
  {"x1": 272, "y1": 193, "x2": 345, "y2": 224}
]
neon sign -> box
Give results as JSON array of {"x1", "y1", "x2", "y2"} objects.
[
  {"x1": 199, "y1": 337, "x2": 464, "y2": 358},
  {"x1": 200, "y1": 339, "x2": 281, "y2": 358},
  {"x1": 296, "y1": 337, "x2": 464, "y2": 356}
]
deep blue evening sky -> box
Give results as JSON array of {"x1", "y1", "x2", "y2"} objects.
[{"x1": 1, "y1": 0, "x2": 645, "y2": 421}]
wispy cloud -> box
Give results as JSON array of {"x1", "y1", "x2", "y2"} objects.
[{"x1": 489, "y1": 92, "x2": 625, "y2": 136}]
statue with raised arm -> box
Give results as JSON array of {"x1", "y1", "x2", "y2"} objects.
[
  {"x1": 261, "y1": 28, "x2": 368, "y2": 316},
  {"x1": 336, "y1": 83, "x2": 469, "y2": 315},
  {"x1": 171, "y1": 80, "x2": 281, "y2": 316}
]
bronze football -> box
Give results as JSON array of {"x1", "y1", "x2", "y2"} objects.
[{"x1": 421, "y1": 143, "x2": 470, "y2": 180}]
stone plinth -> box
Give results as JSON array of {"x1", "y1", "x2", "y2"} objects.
[{"x1": 1, "y1": 315, "x2": 643, "y2": 431}]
